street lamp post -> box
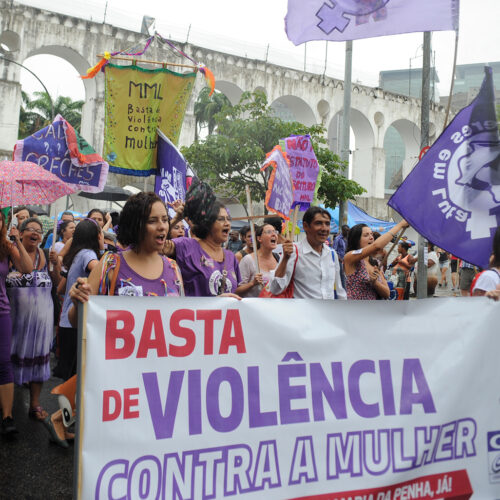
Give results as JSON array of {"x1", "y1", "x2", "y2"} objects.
[{"x1": 0, "y1": 54, "x2": 55, "y2": 121}]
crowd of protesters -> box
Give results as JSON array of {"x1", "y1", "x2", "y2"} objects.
[{"x1": 0, "y1": 183, "x2": 499, "y2": 440}]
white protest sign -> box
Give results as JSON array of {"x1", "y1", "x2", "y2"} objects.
[{"x1": 76, "y1": 297, "x2": 500, "y2": 499}]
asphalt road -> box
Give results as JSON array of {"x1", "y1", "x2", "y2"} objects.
[{"x1": 0, "y1": 361, "x2": 73, "y2": 500}]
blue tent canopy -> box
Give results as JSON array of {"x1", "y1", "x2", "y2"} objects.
[{"x1": 298, "y1": 202, "x2": 396, "y2": 234}]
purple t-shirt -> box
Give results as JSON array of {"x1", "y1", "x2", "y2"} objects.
[
  {"x1": 114, "y1": 254, "x2": 181, "y2": 297},
  {"x1": 173, "y1": 237, "x2": 241, "y2": 297}
]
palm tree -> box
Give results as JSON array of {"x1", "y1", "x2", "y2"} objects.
[
  {"x1": 18, "y1": 91, "x2": 44, "y2": 138},
  {"x1": 193, "y1": 87, "x2": 231, "y2": 140},
  {"x1": 18, "y1": 91, "x2": 85, "y2": 139}
]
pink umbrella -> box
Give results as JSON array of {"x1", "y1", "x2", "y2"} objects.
[{"x1": 0, "y1": 160, "x2": 75, "y2": 208}]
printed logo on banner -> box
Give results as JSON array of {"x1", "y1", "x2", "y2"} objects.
[
  {"x1": 487, "y1": 430, "x2": 500, "y2": 483},
  {"x1": 438, "y1": 131, "x2": 500, "y2": 240},
  {"x1": 316, "y1": 0, "x2": 389, "y2": 34}
]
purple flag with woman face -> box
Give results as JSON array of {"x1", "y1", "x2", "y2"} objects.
[
  {"x1": 388, "y1": 67, "x2": 500, "y2": 269},
  {"x1": 285, "y1": 0, "x2": 459, "y2": 45}
]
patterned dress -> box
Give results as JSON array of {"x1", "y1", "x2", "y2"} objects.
[
  {"x1": 6, "y1": 250, "x2": 53, "y2": 384},
  {"x1": 345, "y1": 259, "x2": 379, "y2": 300}
]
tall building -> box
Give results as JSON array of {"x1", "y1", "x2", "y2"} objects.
[
  {"x1": 379, "y1": 67, "x2": 440, "y2": 102},
  {"x1": 440, "y1": 61, "x2": 500, "y2": 110}
]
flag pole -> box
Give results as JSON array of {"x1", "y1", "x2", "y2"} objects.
[
  {"x1": 339, "y1": 40, "x2": 353, "y2": 227},
  {"x1": 290, "y1": 206, "x2": 300, "y2": 241},
  {"x1": 49, "y1": 212, "x2": 58, "y2": 272},
  {"x1": 417, "y1": 31, "x2": 432, "y2": 299},
  {"x1": 443, "y1": 27, "x2": 460, "y2": 129},
  {"x1": 245, "y1": 186, "x2": 260, "y2": 274}
]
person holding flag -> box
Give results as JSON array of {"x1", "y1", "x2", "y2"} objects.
[
  {"x1": 269, "y1": 206, "x2": 346, "y2": 300},
  {"x1": 344, "y1": 220, "x2": 408, "y2": 300}
]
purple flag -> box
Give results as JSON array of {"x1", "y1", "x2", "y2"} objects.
[
  {"x1": 388, "y1": 67, "x2": 500, "y2": 269},
  {"x1": 286, "y1": 0, "x2": 459, "y2": 45},
  {"x1": 154, "y1": 129, "x2": 188, "y2": 219},
  {"x1": 281, "y1": 134, "x2": 320, "y2": 211},
  {"x1": 261, "y1": 146, "x2": 294, "y2": 220}
]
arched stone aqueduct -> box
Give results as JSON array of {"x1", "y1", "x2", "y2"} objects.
[{"x1": 0, "y1": 0, "x2": 446, "y2": 217}]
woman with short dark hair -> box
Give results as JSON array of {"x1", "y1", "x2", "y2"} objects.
[
  {"x1": 68, "y1": 192, "x2": 182, "y2": 305},
  {"x1": 49, "y1": 193, "x2": 183, "y2": 448}
]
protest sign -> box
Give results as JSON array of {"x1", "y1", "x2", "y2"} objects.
[
  {"x1": 76, "y1": 296, "x2": 500, "y2": 499},
  {"x1": 389, "y1": 67, "x2": 500, "y2": 269},
  {"x1": 103, "y1": 64, "x2": 196, "y2": 177},
  {"x1": 154, "y1": 129, "x2": 188, "y2": 219},
  {"x1": 281, "y1": 134, "x2": 320, "y2": 210},
  {"x1": 286, "y1": 0, "x2": 459, "y2": 45},
  {"x1": 13, "y1": 114, "x2": 108, "y2": 193},
  {"x1": 261, "y1": 145, "x2": 294, "y2": 220}
]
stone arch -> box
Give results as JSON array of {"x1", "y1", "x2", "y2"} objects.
[
  {"x1": 270, "y1": 95, "x2": 316, "y2": 126},
  {"x1": 327, "y1": 108, "x2": 377, "y2": 194},
  {"x1": 214, "y1": 80, "x2": 244, "y2": 106},
  {"x1": 23, "y1": 45, "x2": 95, "y2": 141},
  {"x1": 384, "y1": 118, "x2": 421, "y2": 192}
]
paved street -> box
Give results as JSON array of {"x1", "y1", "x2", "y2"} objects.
[{"x1": 1, "y1": 363, "x2": 74, "y2": 500}]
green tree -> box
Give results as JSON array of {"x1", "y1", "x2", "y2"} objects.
[
  {"x1": 193, "y1": 87, "x2": 232, "y2": 140},
  {"x1": 18, "y1": 91, "x2": 44, "y2": 138},
  {"x1": 18, "y1": 91, "x2": 85, "y2": 139},
  {"x1": 182, "y1": 90, "x2": 365, "y2": 209}
]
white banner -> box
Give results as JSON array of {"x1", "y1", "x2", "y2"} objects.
[{"x1": 77, "y1": 297, "x2": 500, "y2": 499}]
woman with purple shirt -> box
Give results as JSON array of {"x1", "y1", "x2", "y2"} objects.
[
  {"x1": 164, "y1": 180, "x2": 241, "y2": 298},
  {"x1": 49, "y1": 193, "x2": 182, "y2": 448},
  {"x1": 0, "y1": 211, "x2": 33, "y2": 436},
  {"x1": 68, "y1": 193, "x2": 182, "y2": 319}
]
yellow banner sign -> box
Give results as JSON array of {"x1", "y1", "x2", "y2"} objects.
[{"x1": 104, "y1": 64, "x2": 196, "y2": 176}]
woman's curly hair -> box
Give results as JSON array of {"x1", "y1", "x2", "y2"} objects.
[
  {"x1": 117, "y1": 192, "x2": 166, "y2": 250},
  {"x1": 183, "y1": 179, "x2": 225, "y2": 240}
]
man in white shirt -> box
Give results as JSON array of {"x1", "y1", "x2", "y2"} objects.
[{"x1": 269, "y1": 206, "x2": 347, "y2": 300}]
